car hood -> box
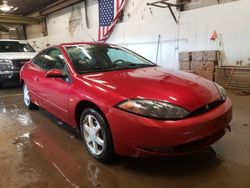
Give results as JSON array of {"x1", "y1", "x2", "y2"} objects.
[
  {"x1": 0, "y1": 52, "x2": 36, "y2": 60},
  {"x1": 81, "y1": 66, "x2": 221, "y2": 112}
]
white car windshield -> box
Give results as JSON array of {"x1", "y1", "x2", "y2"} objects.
[{"x1": 0, "y1": 41, "x2": 35, "y2": 53}]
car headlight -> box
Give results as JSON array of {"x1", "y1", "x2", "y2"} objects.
[
  {"x1": 0, "y1": 59, "x2": 13, "y2": 72},
  {"x1": 115, "y1": 99, "x2": 190, "y2": 120},
  {"x1": 214, "y1": 82, "x2": 227, "y2": 101}
]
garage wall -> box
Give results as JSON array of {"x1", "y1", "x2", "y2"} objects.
[{"x1": 28, "y1": 0, "x2": 250, "y2": 68}]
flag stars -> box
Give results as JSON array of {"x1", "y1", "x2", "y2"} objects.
[{"x1": 99, "y1": 0, "x2": 114, "y2": 26}]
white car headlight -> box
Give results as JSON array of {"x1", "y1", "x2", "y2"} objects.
[
  {"x1": 116, "y1": 99, "x2": 190, "y2": 120},
  {"x1": 214, "y1": 82, "x2": 227, "y2": 101},
  {"x1": 0, "y1": 59, "x2": 13, "y2": 72}
]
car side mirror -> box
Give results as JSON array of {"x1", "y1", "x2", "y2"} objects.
[{"x1": 45, "y1": 69, "x2": 67, "y2": 78}]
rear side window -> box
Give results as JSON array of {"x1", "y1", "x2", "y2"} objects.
[{"x1": 33, "y1": 52, "x2": 45, "y2": 69}]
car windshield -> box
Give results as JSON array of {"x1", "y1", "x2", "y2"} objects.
[
  {"x1": 0, "y1": 41, "x2": 35, "y2": 53},
  {"x1": 65, "y1": 44, "x2": 156, "y2": 73}
]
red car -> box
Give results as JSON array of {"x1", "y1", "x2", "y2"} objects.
[{"x1": 20, "y1": 42, "x2": 232, "y2": 162}]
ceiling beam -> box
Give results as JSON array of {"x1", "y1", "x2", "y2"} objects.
[
  {"x1": 40, "y1": 0, "x2": 83, "y2": 16},
  {"x1": 0, "y1": 14, "x2": 41, "y2": 25}
]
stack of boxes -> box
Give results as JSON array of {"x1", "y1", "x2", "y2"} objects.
[{"x1": 179, "y1": 50, "x2": 219, "y2": 81}]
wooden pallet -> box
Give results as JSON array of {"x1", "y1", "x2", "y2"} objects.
[{"x1": 215, "y1": 66, "x2": 250, "y2": 92}]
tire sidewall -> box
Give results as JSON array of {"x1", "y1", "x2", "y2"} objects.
[{"x1": 23, "y1": 83, "x2": 38, "y2": 110}]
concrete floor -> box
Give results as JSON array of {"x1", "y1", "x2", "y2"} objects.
[{"x1": 0, "y1": 88, "x2": 250, "y2": 188}]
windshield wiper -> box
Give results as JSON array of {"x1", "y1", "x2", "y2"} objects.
[
  {"x1": 78, "y1": 66, "x2": 115, "y2": 74},
  {"x1": 92, "y1": 66, "x2": 114, "y2": 70},
  {"x1": 78, "y1": 64, "x2": 156, "y2": 74},
  {"x1": 115, "y1": 63, "x2": 156, "y2": 69}
]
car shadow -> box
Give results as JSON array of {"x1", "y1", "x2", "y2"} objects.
[{"x1": 116, "y1": 148, "x2": 221, "y2": 176}]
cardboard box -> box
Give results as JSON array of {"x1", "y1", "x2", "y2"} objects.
[
  {"x1": 203, "y1": 51, "x2": 218, "y2": 61},
  {"x1": 192, "y1": 51, "x2": 203, "y2": 61},
  {"x1": 179, "y1": 61, "x2": 190, "y2": 70},
  {"x1": 191, "y1": 61, "x2": 216, "y2": 71},
  {"x1": 179, "y1": 52, "x2": 191, "y2": 61},
  {"x1": 194, "y1": 70, "x2": 214, "y2": 81}
]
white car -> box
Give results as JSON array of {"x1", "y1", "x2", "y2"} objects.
[{"x1": 0, "y1": 40, "x2": 36, "y2": 88}]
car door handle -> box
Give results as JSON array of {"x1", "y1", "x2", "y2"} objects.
[{"x1": 34, "y1": 77, "x2": 39, "y2": 81}]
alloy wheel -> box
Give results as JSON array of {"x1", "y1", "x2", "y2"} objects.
[{"x1": 82, "y1": 115, "x2": 105, "y2": 156}]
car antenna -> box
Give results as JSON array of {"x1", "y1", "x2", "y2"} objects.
[{"x1": 83, "y1": 28, "x2": 97, "y2": 44}]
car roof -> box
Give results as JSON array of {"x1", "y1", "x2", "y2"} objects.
[
  {"x1": 60, "y1": 42, "x2": 110, "y2": 47},
  {"x1": 0, "y1": 39, "x2": 27, "y2": 42}
]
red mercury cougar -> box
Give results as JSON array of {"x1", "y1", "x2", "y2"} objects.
[{"x1": 20, "y1": 42, "x2": 232, "y2": 162}]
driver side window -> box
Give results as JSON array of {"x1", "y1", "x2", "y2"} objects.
[{"x1": 44, "y1": 48, "x2": 68, "y2": 74}]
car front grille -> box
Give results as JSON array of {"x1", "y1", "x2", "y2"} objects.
[{"x1": 12, "y1": 59, "x2": 30, "y2": 68}]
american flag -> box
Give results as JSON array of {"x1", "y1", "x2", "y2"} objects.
[{"x1": 98, "y1": 0, "x2": 126, "y2": 42}]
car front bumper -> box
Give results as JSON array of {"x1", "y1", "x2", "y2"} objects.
[{"x1": 107, "y1": 98, "x2": 232, "y2": 157}]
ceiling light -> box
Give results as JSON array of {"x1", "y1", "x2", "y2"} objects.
[
  {"x1": 8, "y1": 27, "x2": 16, "y2": 31},
  {"x1": 0, "y1": 1, "x2": 14, "y2": 12}
]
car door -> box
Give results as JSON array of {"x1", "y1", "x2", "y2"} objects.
[
  {"x1": 25, "y1": 51, "x2": 47, "y2": 105},
  {"x1": 40, "y1": 48, "x2": 72, "y2": 123}
]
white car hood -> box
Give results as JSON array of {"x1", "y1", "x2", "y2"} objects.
[{"x1": 0, "y1": 52, "x2": 37, "y2": 60}]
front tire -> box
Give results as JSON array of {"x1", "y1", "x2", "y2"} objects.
[
  {"x1": 80, "y1": 108, "x2": 114, "y2": 162},
  {"x1": 23, "y1": 83, "x2": 38, "y2": 109}
]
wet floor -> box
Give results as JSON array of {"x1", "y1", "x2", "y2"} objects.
[{"x1": 0, "y1": 88, "x2": 250, "y2": 188}]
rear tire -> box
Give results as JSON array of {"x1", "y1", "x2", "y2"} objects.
[
  {"x1": 80, "y1": 108, "x2": 114, "y2": 162},
  {"x1": 23, "y1": 83, "x2": 38, "y2": 110}
]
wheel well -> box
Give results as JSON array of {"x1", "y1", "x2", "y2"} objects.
[
  {"x1": 75, "y1": 101, "x2": 107, "y2": 129},
  {"x1": 75, "y1": 100, "x2": 115, "y2": 157}
]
